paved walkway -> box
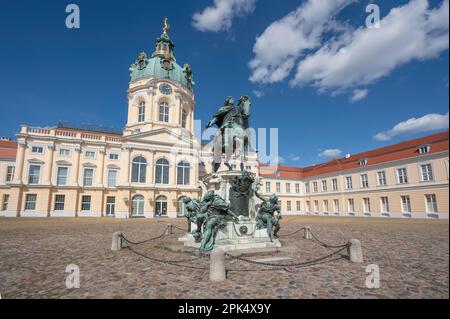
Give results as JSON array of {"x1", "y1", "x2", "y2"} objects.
[{"x1": 0, "y1": 216, "x2": 448, "y2": 298}]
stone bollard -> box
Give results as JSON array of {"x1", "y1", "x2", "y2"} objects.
[
  {"x1": 304, "y1": 226, "x2": 312, "y2": 240},
  {"x1": 348, "y1": 239, "x2": 363, "y2": 263},
  {"x1": 111, "y1": 231, "x2": 122, "y2": 251},
  {"x1": 209, "y1": 248, "x2": 226, "y2": 282}
]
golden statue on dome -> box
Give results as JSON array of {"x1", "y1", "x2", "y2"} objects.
[{"x1": 163, "y1": 16, "x2": 170, "y2": 36}]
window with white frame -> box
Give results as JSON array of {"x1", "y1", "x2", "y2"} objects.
[
  {"x1": 313, "y1": 181, "x2": 318, "y2": 193},
  {"x1": 56, "y1": 166, "x2": 68, "y2": 186},
  {"x1": 331, "y1": 178, "x2": 338, "y2": 191},
  {"x1": 138, "y1": 101, "x2": 145, "y2": 123},
  {"x1": 276, "y1": 182, "x2": 281, "y2": 193},
  {"x1": 313, "y1": 200, "x2": 319, "y2": 212},
  {"x1": 31, "y1": 146, "x2": 43, "y2": 154},
  {"x1": 28, "y1": 165, "x2": 41, "y2": 184},
  {"x1": 397, "y1": 168, "x2": 408, "y2": 184},
  {"x1": 107, "y1": 170, "x2": 117, "y2": 187},
  {"x1": 24, "y1": 194, "x2": 37, "y2": 210},
  {"x1": 377, "y1": 171, "x2": 387, "y2": 186},
  {"x1": 420, "y1": 164, "x2": 434, "y2": 181},
  {"x1": 333, "y1": 199, "x2": 339, "y2": 212},
  {"x1": 322, "y1": 180, "x2": 328, "y2": 192},
  {"x1": 287, "y1": 201, "x2": 291, "y2": 211},
  {"x1": 418, "y1": 145, "x2": 430, "y2": 154},
  {"x1": 425, "y1": 194, "x2": 437, "y2": 213},
  {"x1": 83, "y1": 168, "x2": 94, "y2": 186},
  {"x1": 401, "y1": 195, "x2": 411, "y2": 212},
  {"x1": 360, "y1": 174, "x2": 369, "y2": 188},
  {"x1": 363, "y1": 198, "x2": 371, "y2": 212},
  {"x1": 54, "y1": 195, "x2": 65, "y2": 211},
  {"x1": 304, "y1": 182, "x2": 310, "y2": 193},
  {"x1": 296, "y1": 201, "x2": 301, "y2": 211},
  {"x1": 109, "y1": 153, "x2": 119, "y2": 160},
  {"x1": 348, "y1": 198, "x2": 355, "y2": 212},
  {"x1": 323, "y1": 200, "x2": 329, "y2": 212},
  {"x1": 286, "y1": 183, "x2": 291, "y2": 193},
  {"x1": 177, "y1": 161, "x2": 190, "y2": 185},
  {"x1": 359, "y1": 158, "x2": 368, "y2": 166},
  {"x1": 106, "y1": 196, "x2": 115, "y2": 216},
  {"x1": 159, "y1": 102, "x2": 169, "y2": 122},
  {"x1": 380, "y1": 197, "x2": 389, "y2": 212},
  {"x1": 132, "y1": 156, "x2": 147, "y2": 183},
  {"x1": 265, "y1": 182, "x2": 271, "y2": 193},
  {"x1": 345, "y1": 176, "x2": 353, "y2": 190},
  {"x1": 6, "y1": 166, "x2": 15, "y2": 182},
  {"x1": 81, "y1": 195, "x2": 91, "y2": 211},
  {"x1": 295, "y1": 183, "x2": 300, "y2": 194},
  {"x1": 155, "y1": 158, "x2": 169, "y2": 184},
  {"x1": 85, "y1": 150, "x2": 96, "y2": 159},
  {"x1": 2, "y1": 194, "x2": 9, "y2": 211},
  {"x1": 59, "y1": 148, "x2": 70, "y2": 156}
]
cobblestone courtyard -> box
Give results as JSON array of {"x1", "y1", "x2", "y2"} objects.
[{"x1": 0, "y1": 216, "x2": 448, "y2": 299}]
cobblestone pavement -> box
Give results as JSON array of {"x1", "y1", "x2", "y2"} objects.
[{"x1": 0, "y1": 216, "x2": 448, "y2": 299}]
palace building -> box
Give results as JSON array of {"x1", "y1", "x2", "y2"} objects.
[{"x1": 0, "y1": 22, "x2": 448, "y2": 219}]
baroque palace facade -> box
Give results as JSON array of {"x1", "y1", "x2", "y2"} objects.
[{"x1": 0, "y1": 23, "x2": 448, "y2": 219}]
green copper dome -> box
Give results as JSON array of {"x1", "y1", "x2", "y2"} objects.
[{"x1": 129, "y1": 19, "x2": 194, "y2": 92}]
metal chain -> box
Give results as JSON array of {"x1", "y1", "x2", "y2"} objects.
[
  {"x1": 125, "y1": 245, "x2": 206, "y2": 267},
  {"x1": 308, "y1": 229, "x2": 349, "y2": 249},
  {"x1": 120, "y1": 225, "x2": 169, "y2": 246},
  {"x1": 277, "y1": 227, "x2": 306, "y2": 237}
]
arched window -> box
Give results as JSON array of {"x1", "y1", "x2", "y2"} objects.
[
  {"x1": 155, "y1": 195, "x2": 168, "y2": 216},
  {"x1": 131, "y1": 195, "x2": 144, "y2": 217},
  {"x1": 137, "y1": 101, "x2": 145, "y2": 123},
  {"x1": 155, "y1": 158, "x2": 169, "y2": 184},
  {"x1": 177, "y1": 161, "x2": 190, "y2": 185},
  {"x1": 159, "y1": 102, "x2": 169, "y2": 122},
  {"x1": 131, "y1": 156, "x2": 147, "y2": 183},
  {"x1": 177, "y1": 196, "x2": 187, "y2": 217}
]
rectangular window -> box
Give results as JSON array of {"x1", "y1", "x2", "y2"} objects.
[
  {"x1": 333, "y1": 199, "x2": 339, "y2": 212},
  {"x1": 286, "y1": 183, "x2": 291, "y2": 193},
  {"x1": 363, "y1": 198, "x2": 371, "y2": 212},
  {"x1": 425, "y1": 194, "x2": 437, "y2": 213},
  {"x1": 138, "y1": 102, "x2": 145, "y2": 122},
  {"x1": 313, "y1": 200, "x2": 319, "y2": 212},
  {"x1": 397, "y1": 168, "x2": 408, "y2": 184},
  {"x1": 296, "y1": 201, "x2": 301, "y2": 211},
  {"x1": 276, "y1": 183, "x2": 281, "y2": 193},
  {"x1": 420, "y1": 164, "x2": 434, "y2": 181},
  {"x1": 305, "y1": 182, "x2": 310, "y2": 193},
  {"x1": 109, "y1": 153, "x2": 119, "y2": 160},
  {"x1": 85, "y1": 151, "x2": 96, "y2": 159},
  {"x1": 265, "y1": 182, "x2": 271, "y2": 193},
  {"x1": 287, "y1": 201, "x2": 291, "y2": 211},
  {"x1": 401, "y1": 196, "x2": 411, "y2": 212},
  {"x1": 24, "y1": 194, "x2": 37, "y2": 211},
  {"x1": 377, "y1": 171, "x2": 387, "y2": 186},
  {"x1": 31, "y1": 146, "x2": 43, "y2": 154},
  {"x1": 83, "y1": 168, "x2": 94, "y2": 186},
  {"x1": 107, "y1": 170, "x2": 117, "y2": 187},
  {"x1": 56, "y1": 166, "x2": 68, "y2": 186},
  {"x1": 348, "y1": 199, "x2": 355, "y2": 212},
  {"x1": 295, "y1": 183, "x2": 300, "y2": 194},
  {"x1": 360, "y1": 174, "x2": 369, "y2": 188},
  {"x1": 331, "y1": 178, "x2": 338, "y2": 191},
  {"x1": 323, "y1": 200, "x2": 329, "y2": 212},
  {"x1": 106, "y1": 196, "x2": 115, "y2": 216},
  {"x1": 359, "y1": 159, "x2": 368, "y2": 166},
  {"x1": 59, "y1": 148, "x2": 71, "y2": 156},
  {"x1": 345, "y1": 176, "x2": 353, "y2": 190},
  {"x1": 28, "y1": 165, "x2": 41, "y2": 184},
  {"x1": 81, "y1": 195, "x2": 91, "y2": 211},
  {"x1": 313, "y1": 181, "x2": 318, "y2": 193},
  {"x1": 2, "y1": 194, "x2": 9, "y2": 211},
  {"x1": 419, "y1": 145, "x2": 430, "y2": 154},
  {"x1": 6, "y1": 166, "x2": 15, "y2": 182},
  {"x1": 380, "y1": 197, "x2": 389, "y2": 212},
  {"x1": 54, "y1": 195, "x2": 65, "y2": 211},
  {"x1": 159, "y1": 103, "x2": 169, "y2": 122},
  {"x1": 321, "y1": 180, "x2": 328, "y2": 192}
]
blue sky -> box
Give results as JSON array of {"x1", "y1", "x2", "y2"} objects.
[{"x1": 0, "y1": 0, "x2": 448, "y2": 167}]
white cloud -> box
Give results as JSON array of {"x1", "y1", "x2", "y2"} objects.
[
  {"x1": 248, "y1": 0, "x2": 355, "y2": 83},
  {"x1": 349, "y1": 88, "x2": 369, "y2": 103},
  {"x1": 374, "y1": 112, "x2": 449, "y2": 141},
  {"x1": 253, "y1": 89, "x2": 265, "y2": 98},
  {"x1": 193, "y1": 0, "x2": 256, "y2": 32},
  {"x1": 289, "y1": 154, "x2": 301, "y2": 161},
  {"x1": 271, "y1": 155, "x2": 285, "y2": 164},
  {"x1": 318, "y1": 149, "x2": 342, "y2": 158},
  {"x1": 291, "y1": 0, "x2": 449, "y2": 94}
]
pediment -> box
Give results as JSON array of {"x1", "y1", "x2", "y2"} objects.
[
  {"x1": 28, "y1": 158, "x2": 45, "y2": 164},
  {"x1": 124, "y1": 128, "x2": 194, "y2": 147}
]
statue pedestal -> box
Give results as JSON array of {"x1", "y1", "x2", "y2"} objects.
[{"x1": 182, "y1": 221, "x2": 281, "y2": 252}]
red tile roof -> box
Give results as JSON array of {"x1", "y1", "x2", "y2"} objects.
[
  {"x1": 259, "y1": 131, "x2": 449, "y2": 179},
  {"x1": 0, "y1": 140, "x2": 17, "y2": 160}
]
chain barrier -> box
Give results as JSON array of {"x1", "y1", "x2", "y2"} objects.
[
  {"x1": 277, "y1": 227, "x2": 306, "y2": 237},
  {"x1": 172, "y1": 224, "x2": 189, "y2": 232},
  {"x1": 119, "y1": 225, "x2": 169, "y2": 246},
  {"x1": 308, "y1": 229, "x2": 349, "y2": 249}
]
